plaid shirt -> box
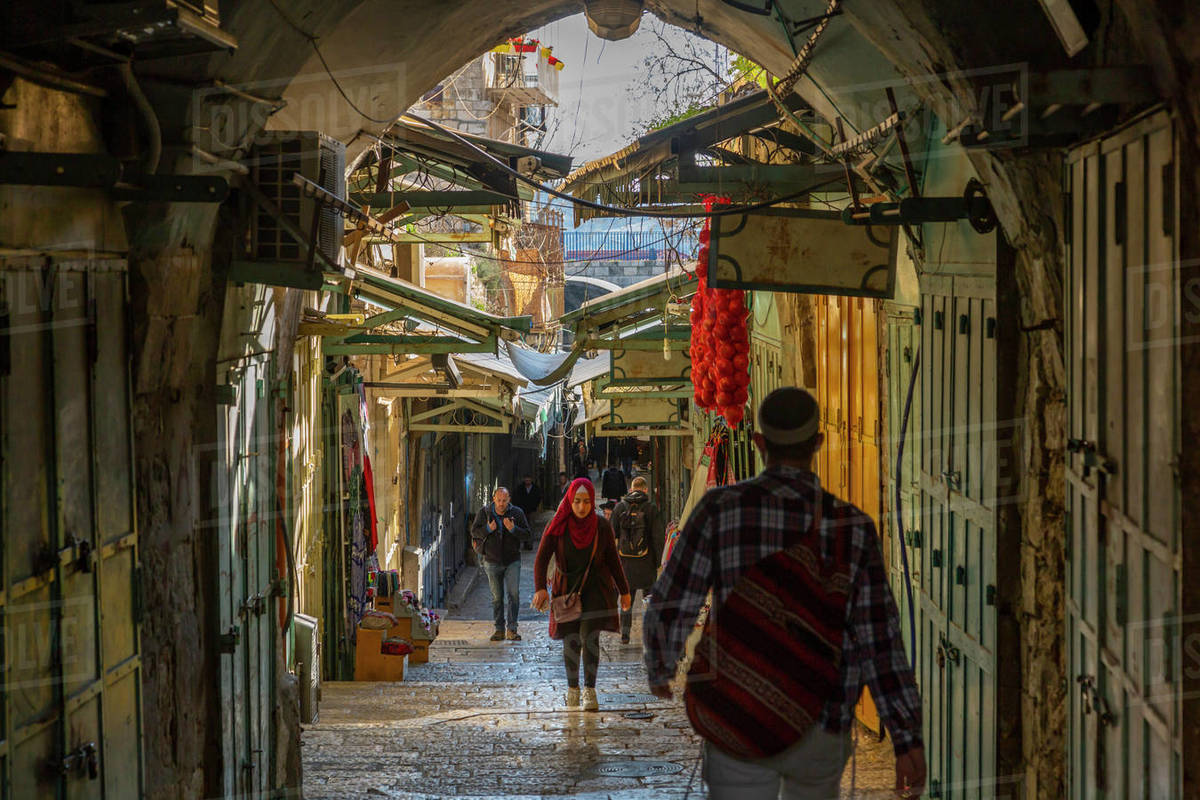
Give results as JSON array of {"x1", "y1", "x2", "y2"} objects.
[{"x1": 643, "y1": 465, "x2": 923, "y2": 756}]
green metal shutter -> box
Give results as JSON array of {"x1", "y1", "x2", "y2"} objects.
[
  {"x1": 1, "y1": 258, "x2": 144, "y2": 799},
  {"x1": 915, "y1": 267, "x2": 1002, "y2": 798},
  {"x1": 218, "y1": 356, "x2": 277, "y2": 796},
  {"x1": 1065, "y1": 109, "x2": 1180, "y2": 799}
]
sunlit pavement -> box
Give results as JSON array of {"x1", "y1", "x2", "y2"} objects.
[{"x1": 301, "y1": 514, "x2": 895, "y2": 799}]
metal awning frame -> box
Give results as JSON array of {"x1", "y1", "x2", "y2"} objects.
[{"x1": 406, "y1": 396, "x2": 512, "y2": 434}]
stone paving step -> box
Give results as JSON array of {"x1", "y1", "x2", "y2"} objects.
[{"x1": 302, "y1": 534, "x2": 897, "y2": 798}]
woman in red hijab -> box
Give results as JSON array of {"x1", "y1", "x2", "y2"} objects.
[{"x1": 533, "y1": 477, "x2": 631, "y2": 711}]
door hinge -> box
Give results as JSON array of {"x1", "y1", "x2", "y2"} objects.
[
  {"x1": 906, "y1": 529, "x2": 922, "y2": 548},
  {"x1": 986, "y1": 584, "x2": 997, "y2": 606},
  {"x1": 1162, "y1": 162, "x2": 1175, "y2": 236},
  {"x1": 1114, "y1": 564, "x2": 1127, "y2": 625},
  {"x1": 955, "y1": 565, "x2": 967, "y2": 586},
  {"x1": 0, "y1": 301, "x2": 9, "y2": 378},
  {"x1": 132, "y1": 565, "x2": 144, "y2": 625},
  {"x1": 1066, "y1": 438, "x2": 1118, "y2": 479},
  {"x1": 931, "y1": 548, "x2": 943, "y2": 568},
  {"x1": 219, "y1": 625, "x2": 241, "y2": 654},
  {"x1": 1113, "y1": 180, "x2": 1127, "y2": 245}
]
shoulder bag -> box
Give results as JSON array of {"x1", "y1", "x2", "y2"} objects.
[
  {"x1": 550, "y1": 535, "x2": 598, "y2": 625},
  {"x1": 684, "y1": 490, "x2": 854, "y2": 759}
]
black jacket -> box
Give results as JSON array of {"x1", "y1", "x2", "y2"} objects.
[
  {"x1": 611, "y1": 490, "x2": 665, "y2": 565},
  {"x1": 470, "y1": 503, "x2": 529, "y2": 566},
  {"x1": 512, "y1": 483, "x2": 541, "y2": 515},
  {"x1": 601, "y1": 467, "x2": 628, "y2": 500}
]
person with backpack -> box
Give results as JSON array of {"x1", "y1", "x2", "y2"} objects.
[
  {"x1": 642, "y1": 387, "x2": 926, "y2": 799},
  {"x1": 611, "y1": 476, "x2": 665, "y2": 644}
]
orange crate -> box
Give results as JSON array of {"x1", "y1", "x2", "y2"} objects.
[{"x1": 410, "y1": 641, "x2": 430, "y2": 664}]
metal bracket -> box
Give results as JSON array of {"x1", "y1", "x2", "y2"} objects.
[
  {"x1": 59, "y1": 742, "x2": 98, "y2": 780},
  {"x1": 0, "y1": 152, "x2": 228, "y2": 202},
  {"x1": 1077, "y1": 674, "x2": 1116, "y2": 726},
  {"x1": 843, "y1": 178, "x2": 996, "y2": 232}
]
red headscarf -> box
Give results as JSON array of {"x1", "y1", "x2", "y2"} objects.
[{"x1": 544, "y1": 477, "x2": 598, "y2": 549}]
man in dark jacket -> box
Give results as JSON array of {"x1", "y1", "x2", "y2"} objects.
[
  {"x1": 611, "y1": 476, "x2": 665, "y2": 644},
  {"x1": 601, "y1": 462, "x2": 628, "y2": 502},
  {"x1": 511, "y1": 476, "x2": 542, "y2": 549},
  {"x1": 470, "y1": 487, "x2": 530, "y2": 641}
]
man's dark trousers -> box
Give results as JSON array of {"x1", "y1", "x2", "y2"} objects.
[{"x1": 483, "y1": 559, "x2": 520, "y2": 632}]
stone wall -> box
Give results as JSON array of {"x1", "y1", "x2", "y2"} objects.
[
  {"x1": 420, "y1": 58, "x2": 491, "y2": 138},
  {"x1": 574, "y1": 260, "x2": 667, "y2": 288}
]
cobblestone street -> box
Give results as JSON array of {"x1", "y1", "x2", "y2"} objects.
[{"x1": 302, "y1": 516, "x2": 896, "y2": 799}]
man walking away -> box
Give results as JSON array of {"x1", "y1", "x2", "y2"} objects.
[
  {"x1": 643, "y1": 387, "x2": 926, "y2": 800},
  {"x1": 601, "y1": 462, "x2": 627, "y2": 503},
  {"x1": 612, "y1": 476, "x2": 665, "y2": 644},
  {"x1": 470, "y1": 487, "x2": 530, "y2": 641},
  {"x1": 512, "y1": 476, "x2": 542, "y2": 550}
]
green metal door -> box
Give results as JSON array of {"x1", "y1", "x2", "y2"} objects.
[
  {"x1": 915, "y1": 269, "x2": 1001, "y2": 798},
  {"x1": 218, "y1": 356, "x2": 277, "y2": 797},
  {"x1": 1, "y1": 258, "x2": 144, "y2": 799},
  {"x1": 1065, "y1": 109, "x2": 1180, "y2": 799}
]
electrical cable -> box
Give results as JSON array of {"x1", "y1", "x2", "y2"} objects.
[
  {"x1": 262, "y1": 2, "x2": 847, "y2": 220},
  {"x1": 894, "y1": 346, "x2": 920, "y2": 658},
  {"x1": 402, "y1": 111, "x2": 845, "y2": 219}
]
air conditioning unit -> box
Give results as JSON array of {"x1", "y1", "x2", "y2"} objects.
[
  {"x1": 247, "y1": 131, "x2": 345, "y2": 269},
  {"x1": 293, "y1": 613, "x2": 320, "y2": 724}
]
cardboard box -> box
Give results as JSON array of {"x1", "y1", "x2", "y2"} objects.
[{"x1": 354, "y1": 626, "x2": 408, "y2": 682}]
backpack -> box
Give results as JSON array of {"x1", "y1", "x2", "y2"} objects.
[{"x1": 618, "y1": 501, "x2": 650, "y2": 558}]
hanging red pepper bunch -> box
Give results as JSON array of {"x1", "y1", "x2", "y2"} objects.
[{"x1": 690, "y1": 197, "x2": 751, "y2": 426}]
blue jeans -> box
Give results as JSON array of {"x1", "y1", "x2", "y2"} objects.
[{"x1": 483, "y1": 560, "x2": 520, "y2": 632}]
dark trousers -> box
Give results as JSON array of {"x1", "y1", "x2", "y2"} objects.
[
  {"x1": 618, "y1": 555, "x2": 656, "y2": 638},
  {"x1": 557, "y1": 617, "x2": 602, "y2": 688},
  {"x1": 483, "y1": 559, "x2": 520, "y2": 632}
]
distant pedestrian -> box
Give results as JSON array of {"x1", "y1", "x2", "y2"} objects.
[
  {"x1": 512, "y1": 476, "x2": 542, "y2": 550},
  {"x1": 619, "y1": 437, "x2": 637, "y2": 476},
  {"x1": 572, "y1": 442, "x2": 590, "y2": 479},
  {"x1": 611, "y1": 476, "x2": 665, "y2": 644},
  {"x1": 643, "y1": 387, "x2": 926, "y2": 799},
  {"x1": 600, "y1": 498, "x2": 617, "y2": 520},
  {"x1": 556, "y1": 471, "x2": 570, "y2": 504},
  {"x1": 532, "y1": 478, "x2": 631, "y2": 711},
  {"x1": 601, "y1": 462, "x2": 627, "y2": 502},
  {"x1": 470, "y1": 487, "x2": 530, "y2": 642}
]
